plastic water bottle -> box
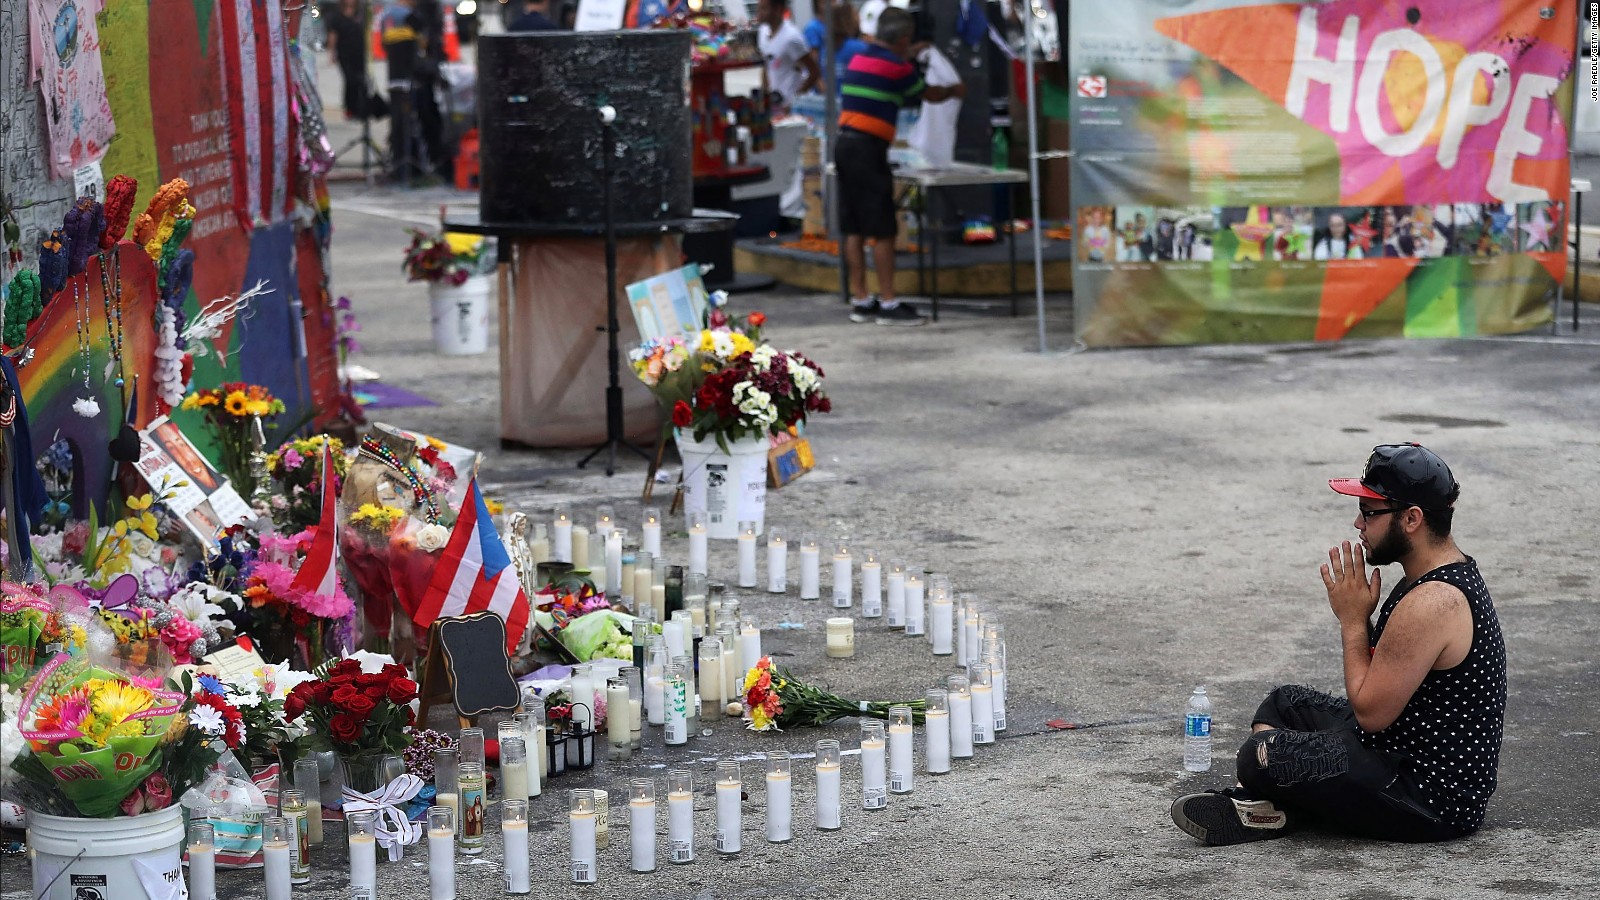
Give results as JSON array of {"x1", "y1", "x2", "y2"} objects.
[{"x1": 1184, "y1": 685, "x2": 1213, "y2": 773}]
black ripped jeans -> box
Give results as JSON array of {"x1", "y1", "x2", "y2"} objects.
[{"x1": 1238, "y1": 685, "x2": 1461, "y2": 843}]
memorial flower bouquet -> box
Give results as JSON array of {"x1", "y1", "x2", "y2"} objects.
[
  {"x1": 741, "y1": 656, "x2": 924, "y2": 732},
  {"x1": 181, "y1": 382, "x2": 286, "y2": 495},
  {"x1": 402, "y1": 229, "x2": 491, "y2": 286},
  {"x1": 0, "y1": 583, "x2": 89, "y2": 689},
  {"x1": 265, "y1": 434, "x2": 351, "y2": 531},
  {"x1": 282, "y1": 657, "x2": 418, "y2": 758},
  {"x1": 238, "y1": 553, "x2": 354, "y2": 670}
]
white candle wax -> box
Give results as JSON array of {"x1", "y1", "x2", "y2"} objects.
[
  {"x1": 263, "y1": 842, "x2": 292, "y2": 900},
  {"x1": 306, "y1": 795, "x2": 324, "y2": 846},
  {"x1": 688, "y1": 527, "x2": 708, "y2": 576},
  {"x1": 349, "y1": 833, "x2": 377, "y2": 900},
  {"x1": 815, "y1": 763, "x2": 841, "y2": 830},
  {"x1": 642, "y1": 519, "x2": 662, "y2": 556},
  {"x1": 437, "y1": 792, "x2": 460, "y2": 831},
  {"x1": 767, "y1": 539, "x2": 787, "y2": 592},
  {"x1": 533, "y1": 726, "x2": 547, "y2": 785},
  {"x1": 621, "y1": 559, "x2": 637, "y2": 602},
  {"x1": 629, "y1": 698, "x2": 643, "y2": 737},
  {"x1": 569, "y1": 810, "x2": 598, "y2": 884},
  {"x1": 502, "y1": 758, "x2": 529, "y2": 801},
  {"x1": 889, "y1": 724, "x2": 914, "y2": 794},
  {"x1": 606, "y1": 532, "x2": 623, "y2": 597},
  {"x1": 646, "y1": 674, "x2": 665, "y2": 725},
  {"x1": 634, "y1": 568, "x2": 653, "y2": 611},
  {"x1": 861, "y1": 738, "x2": 888, "y2": 809},
  {"x1": 956, "y1": 607, "x2": 968, "y2": 662},
  {"x1": 738, "y1": 625, "x2": 762, "y2": 675},
  {"x1": 904, "y1": 578, "x2": 925, "y2": 636},
  {"x1": 831, "y1": 555, "x2": 852, "y2": 608},
  {"x1": 701, "y1": 653, "x2": 723, "y2": 708},
  {"x1": 715, "y1": 781, "x2": 742, "y2": 853},
  {"x1": 972, "y1": 683, "x2": 996, "y2": 745},
  {"x1": 798, "y1": 545, "x2": 820, "y2": 599},
  {"x1": 738, "y1": 533, "x2": 758, "y2": 587},
  {"x1": 651, "y1": 584, "x2": 667, "y2": 623},
  {"x1": 570, "y1": 671, "x2": 594, "y2": 733},
  {"x1": 530, "y1": 535, "x2": 551, "y2": 566},
  {"x1": 688, "y1": 603, "x2": 706, "y2": 632},
  {"x1": 925, "y1": 709, "x2": 952, "y2": 774},
  {"x1": 963, "y1": 616, "x2": 981, "y2": 668},
  {"x1": 667, "y1": 791, "x2": 695, "y2": 863},
  {"x1": 188, "y1": 844, "x2": 216, "y2": 900},
  {"x1": 630, "y1": 798, "x2": 657, "y2": 872},
  {"x1": 949, "y1": 694, "x2": 975, "y2": 759},
  {"x1": 886, "y1": 572, "x2": 906, "y2": 626},
  {"x1": 860, "y1": 562, "x2": 882, "y2": 617},
  {"x1": 663, "y1": 619, "x2": 687, "y2": 660},
  {"x1": 428, "y1": 828, "x2": 456, "y2": 900},
  {"x1": 993, "y1": 669, "x2": 1008, "y2": 732},
  {"x1": 931, "y1": 598, "x2": 954, "y2": 655},
  {"x1": 766, "y1": 771, "x2": 792, "y2": 843},
  {"x1": 607, "y1": 683, "x2": 631, "y2": 749},
  {"x1": 595, "y1": 790, "x2": 610, "y2": 850},
  {"x1": 721, "y1": 644, "x2": 739, "y2": 713},
  {"x1": 571, "y1": 526, "x2": 590, "y2": 574},
  {"x1": 553, "y1": 519, "x2": 572, "y2": 563},
  {"x1": 825, "y1": 618, "x2": 855, "y2": 659},
  {"x1": 504, "y1": 821, "x2": 531, "y2": 894}
]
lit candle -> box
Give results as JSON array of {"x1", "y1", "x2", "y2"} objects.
[
  {"x1": 904, "y1": 565, "x2": 925, "y2": 636},
  {"x1": 188, "y1": 822, "x2": 216, "y2": 900},
  {"x1": 646, "y1": 669, "x2": 666, "y2": 726},
  {"x1": 569, "y1": 665, "x2": 594, "y2": 734},
  {"x1": 971, "y1": 664, "x2": 996, "y2": 745},
  {"x1": 569, "y1": 790, "x2": 598, "y2": 884},
  {"x1": 860, "y1": 549, "x2": 882, "y2": 618},
  {"x1": 714, "y1": 760, "x2": 742, "y2": 854},
  {"x1": 516, "y1": 707, "x2": 545, "y2": 790},
  {"x1": 622, "y1": 665, "x2": 643, "y2": 748},
  {"x1": 963, "y1": 605, "x2": 982, "y2": 670},
  {"x1": 633, "y1": 551, "x2": 654, "y2": 616},
  {"x1": 831, "y1": 541, "x2": 853, "y2": 608},
  {"x1": 664, "y1": 663, "x2": 689, "y2": 745},
  {"x1": 606, "y1": 528, "x2": 624, "y2": 598},
  {"x1": 886, "y1": 560, "x2": 906, "y2": 627},
  {"x1": 667, "y1": 769, "x2": 695, "y2": 864},
  {"x1": 594, "y1": 504, "x2": 615, "y2": 543},
  {"x1": 572, "y1": 525, "x2": 591, "y2": 575},
  {"x1": 860, "y1": 721, "x2": 888, "y2": 810},
  {"x1": 501, "y1": 737, "x2": 530, "y2": 802},
  {"x1": 347, "y1": 811, "x2": 377, "y2": 900},
  {"x1": 642, "y1": 506, "x2": 663, "y2": 556},
  {"x1": 629, "y1": 779, "x2": 657, "y2": 873},
  {"x1": 765, "y1": 751, "x2": 793, "y2": 843},
  {"x1": 503, "y1": 800, "x2": 531, "y2": 894},
  {"x1": 292, "y1": 757, "x2": 323, "y2": 846},
  {"x1": 530, "y1": 523, "x2": 551, "y2": 566},
  {"x1": 434, "y1": 749, "x2": 460, "y2": 833},
  {"x1": 924, "y1": 689, "x2": 952, "y2": 774},
  {"x1": 931, "y1": 584, "x2": 954, "y2": 656},
  {"x1": 825, "y1": 617, "x2": 855, "y2": 659},
  {"x1": 279, "y1": 790, "x2": 311, "y2": 884},
  {"x1": 955, "y1": 596, "x2": 969, "y2": 663},
  {"x1": 687, "y1": 509, "x2": 709, "y2": 576},
  {"x1": 552, "y1": 504, "x2": 573, "y2": 562},
  {"x1": 262, "y1": 817, "x2": 292, "y2": 900},
  {"x1": 606, "y1": 677, "x2": 631, "y2": 758},
  {"x1": 888, "y1": 706, "x2": 915, "y2": 794},
  {"x1": 651, "y1": 558, "x2": 669, "y2": 623},
  {"x1": 734, "y1": 520, "x2": 758, "y2": 587},
  {"x1": 798, "y1": 532, "x2": 820, "y2": 600},
  {"x1": 815, "y1": 740, "x2": 842, "y2": 830},
  {"x1": 766, "y1": 527, "x2": 787, "y2": 593},
  {"x1": 459, "y1": 762, "x2": 486, "y2": 855},
  {"x1": 738, "y1": 617, "x2": 762, "y2": 676},
  {"x1": 427, "y1": 806, "x2": 456, "y2": 900},
  {"x1": 947, "y1": 675, "x2": 974, "y2": 759},
  {"x1": 985, "y1": 645, "x2": 1008, "y2": 733},
  {"x1": 699, "y1": 637, "x2": 724, "y2": 709},
  {"x1": 718, "y1": 624, "x2": 740, "y2": 715}
]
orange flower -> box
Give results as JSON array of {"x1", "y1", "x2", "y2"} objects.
[{"x1": 748, "y1": 312, "x2": 766, "y2": 327}]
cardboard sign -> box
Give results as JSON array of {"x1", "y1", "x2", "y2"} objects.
[
  {"x1": 418, "y1": 613, "x2": 521, "y2": 725},
  {"x1": 625, "y1": 264, "x2": 711, "y2": 342},
  {"x1": 203, "y1": 639, "x2": 269, "y2": 681},
  {"x1": 768, "y1": 437, "x2": 814, "y2": 488}
]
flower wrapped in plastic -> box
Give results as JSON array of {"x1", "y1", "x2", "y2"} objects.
[{"x1": 740, "y1": 656, "x2": 924, "y2": 732}]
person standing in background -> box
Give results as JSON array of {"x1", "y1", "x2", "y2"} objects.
[
  {"x1": 757, "y1": 0, "x2": 821, "y2": 111},
  {"x1": 325, "y1": 0, "x2": 374, "y2": 120}
]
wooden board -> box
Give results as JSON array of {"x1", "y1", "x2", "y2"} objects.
[
  {"x1": 418, "y1": 613, "x2": 522, "y2": 725},
  {"x1": 768, "y1": 438, "x2": 815, "y2": 488}
]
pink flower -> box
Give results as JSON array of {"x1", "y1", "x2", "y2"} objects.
[
  {"x1": 119, "y1": 787, "x2": 147, "y2": 817},
  {"x1": 142, "y1": 773, "x2": 173, "y2": 810},
  {"x1": 283, "y1": 448, "x2": 304, "y2": 470}
]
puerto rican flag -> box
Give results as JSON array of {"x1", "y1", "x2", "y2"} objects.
[
  {"x1": 414, "y1": 479, "x2": 530, "y2": 654},
  {"x1": 216, "y1": 0, "x2": 294, "y2": 229},
  {"x1": 290, "y1": 444, "x2": 339, "y2": 597}
]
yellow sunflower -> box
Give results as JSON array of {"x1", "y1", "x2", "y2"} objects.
[
  {"x1": 223, "y1": 390, "x2": 249, "y2": 416},
  {"x1": 244, "y1": 399, "x2": 271, "y2": 417}
]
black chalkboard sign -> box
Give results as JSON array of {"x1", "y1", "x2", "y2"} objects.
[{"x1": 421, "y1": 613, "x2": 522, "y2": 722}]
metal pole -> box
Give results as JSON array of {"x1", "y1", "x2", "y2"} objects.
[
  {"x1": 1025, "y1": 10, "x2": 1048, "y2": 354},
  {"x1": 602, "y1": 109, "x2": 620, "y2": 476}
]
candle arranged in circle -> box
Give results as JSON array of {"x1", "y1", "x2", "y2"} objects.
[
  {"x1": 825, "y1": 617, "x2": 855, "y2": 659},
  {"x1": 427, "y1": 806, "x2": 456, "y2": 900},
  {"x1": 642, "y1": 506, "x2": 663, "y2": 556},
  {"x1": 948, "y1": 675, "x2": 975, "y2": 759},
  {"x1": 688, "y1": 509, "x2": 709, "y2": 576},
  {"x1": 503, "y1": 800, "x2": 531, "y2": 895},
  {"x1": 738, "y1": 520, "x2": 759, "y2": 587},
  {"x1": 767, "y1": 526, "x2": 788, "y2": 593},
  {"x1": 569, "y1": 790, "x2": 599, "y2": 884},
  {"x1": 667, "y1": 769, "x2": 695, "y2": 864},
  {"x1": 860, "y1": 721, "x2": 888, "y2": 810},
  {"x1": 888, "y1": 705, "x2": 915, "y2": 794},
  {"x1": 924, "y1": 688, "x2": 952, "y2": 774},
  {"x1": 766, "y1": 751, "x2": 793, "y2": 843},
  {"x1": 971, "y1": 664, "x2": 996, "y2": 745},
  {"x1": 931, "y1": 585, "x2": 955, "y2": 656},
  {"x1": 815, "y1": 739, "x2": 842, "y2": 830},
  {"x1": 715, "y1": 760, "x2": 743, "y2": 854},
  {"x1": 188, "y1": 822, "x2": 217, "y2": 900},
  {"x1": 630, "y1": 779, "x2": 657, "y2": 873},
  {"x1": 348, "y1": 811, "x2": 377, "y2": 900},
  {"x1": 860, "y1": 548, "x2": 882, "y2": 618},
  {"x1": 886, "y1": 559, "x2": 907, "y2": 627},
  {"x1": 799, "y1": 532, "x2": 821, "y2": 600},
  {"x1": 904, "y1": 565, "x2": 926, "y2": 636},
  {"x1": 832, "y1": 540, "x2": 853, "y2": 607}
]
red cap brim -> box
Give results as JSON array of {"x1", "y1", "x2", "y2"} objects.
[{"x1": 1329, "y1": 478, "x2": 1387, "y2": 500}]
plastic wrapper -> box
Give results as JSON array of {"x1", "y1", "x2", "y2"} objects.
[
  {"x1": 180, "y1": 763, "x2": 273, "y2": 868},
  {"x1": 552, "y1": 610, "x2": 637, "y2": 663}
]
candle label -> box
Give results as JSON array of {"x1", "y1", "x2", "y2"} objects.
[
  {"x1": 460, "y1": 781, "x2": 486, "y2": 849},
  {"x1": 973, "y1": 721, "x2": 987, "y2": 741},
  {"x1": 289, "y1": 812, "x2": 310, "y2": 879},
  {"x1": 995, "y1": 709, "x2": 1008, "y2": 731},
  {"x1": 715, "y1": 829, "x2": 738, "y2": 853},
  {"x1": 352, "y1": 887, "x2": 374, "y2": 900},
  {"x1": 890, "y1": 773, "x2": 910, "y2": 793},
  {"x1": 863, "y1": 786, "x2": 887, "y2": 809},
  {"x1": 670, "y1": 840, "x2": 693, "y2": 863},
  {"x1": 571, "y1": 860, "x2": 593, "y2": 883}
]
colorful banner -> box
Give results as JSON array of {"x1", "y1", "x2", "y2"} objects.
[{"x1": 1068, "y1": 0, "x2": 1575, "y2": 347}]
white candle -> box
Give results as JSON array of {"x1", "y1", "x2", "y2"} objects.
[
  {"x1": 188, "y1": 836, "x2": 216, "y2": 900},
  {"x1": 925, "y1": 708, "x2": 952, "y2": 774},
  {"x1": 971, "y1": 666, "x2": 996, "y2": 745},
  {"x1": 688, "y1": 514, "x2": 709, "y2": 576},
  {"x1": 651, "y1": 582, "x2": 667, "y2": 623},
  {"x1": 949, "y1": 678, "x2": 975, "y2": 759},
  {"x1": 700, "y1": 640, "x2": 724, "y2": 708},
  {"x1": 667, "y1": 785, "x2": 695, "y2": 864},
  {"x1": 503, "y1": 819, "x2": 530, "y2": 894},
  {"x1": 634, "y1": 566, "x2": 653, "y2": 612},
  {"x1": 825, "y1": 617, "x2": 855, "y2": 659},
  {"x1": 888, "y1": 711, "x2": 915, "y2": 794},
  {"x1": 766, "y1": 529, "x2": 787, "y2": 593},
  {"x1": 427, "y1": 808, "x2": 455, "y2": 900},
  {"x1": 570, "y1": 666, "x2": 594, "y2": 734},
  {"x1": 932, "y1": 595, "x2": 954, "y2": 655},
  {"x1": 571, "y1": 525, "x2": 591, "y2": 574},
  {"x1": 798, "y1": 534, "x2": 820, "y2": 600},
  {"x1": 646, "y1": 672, "x2": 665, "y2": 725},
  {"x1": 720, "y1": 640, "x2": 740, "y2": 714},
  {"x1": 715, "y1": 764, "x2": 742, "y2": 854},
  {"x1": 831, "y1": 544, "x2": 853, "y2": 608},
  {"x1": 991, "y1": 664, "x2": 1008, "y2": 733},
  {"x1": 765, "y1": 754, "x2": 793, "y2": 843},
  {"x1": 664, "y1": 667, "x2": 689, "y2": 745},
  {"x1": 738, "y1": 521, "x2": 758, "y2": 587},
  {"x1": 815, "y1": 740, "x2": 842, "y2": 830},
  {"x1": 606, "y1": 530, "x2": 623, "y2": 597},
  {"x1": 963, "y1": 611, "x2": 981, "y2": 669},
  {"x1": 569, "y1": 793, "x2": 598, "y2": 884},
  {"x1": 263, "y1": 840, "x2": 292, "y2": 900},
  {"x1": 349, "y1": 831, "x2": 376, "y2": 900},
  {"x1": 663, "y1": 618, "x2": 686, "y2": 660},
  {"x1": 516, "y1": 716, "x2": 544, "y2": 795},
  {"x1": 629, "y1": 698, "x2": 643, "y2": 738},
  {"x1": 956, "y1": 600, "x2": 969, "y2": 663},
  {"x1": 530, "y1": 526, "x2": 551, "y2": 566},
  {"x1": 860, "y1": 724, "x2": 888, "y2": 810},
  {"x1": 594, "y1": 507, "x2": 614, "y2": 544},
  {"x1": 642, "y1": 509, "x2": 662, "y2": 556},
  {"x1": 886, "y1": 562, "x2": 906, "y2": 627},
  {"x1": 436, "y1": 792, "x2": 460, "y2": 830},
  {"x1": 502, "y1": 759, "x2": 529, "y2": 806},
  {"x1": 607, "y1": 681, "x2": 631, "y2": 751},
  {"x1": 630, "y1": 790, "x2": 657, "y2": 873},
  {"x1": 904, "y1": 568, "x2": 925, "y2": 636},
  {"x1": 553, "y1": 508, "x2": 573, "y2": 563},
  {"x1": 738, "y1": 620, "x2": 762, "y2": 675},
  {"x1": 860, "y1": 551, "x2": 882, "y2": 618}
]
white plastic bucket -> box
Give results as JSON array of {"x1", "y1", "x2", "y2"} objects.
[
  {"x1": 428, "y1": 274, "x2": 491, "y2": 355},
  {"x1": 676, "y1": 430, "x2": 769, "y2": 539},
  {"x1": 29, "y1": 804, "x2": 185, "y2": 900}
]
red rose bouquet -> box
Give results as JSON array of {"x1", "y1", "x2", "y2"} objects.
[{"x1": 283, "y1": 658, "x2": 418, "y2": 757}]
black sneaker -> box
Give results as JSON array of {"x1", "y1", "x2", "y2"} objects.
[
  {"x1": 1171, "y1": 790, "x2": 1289, "y2": 846},
  {"x1": 875, "y1": 302, "x2": 927, "y2": 327},
  {"x1": 849, "y1": 298, "x2": 880, "y2": 323}
]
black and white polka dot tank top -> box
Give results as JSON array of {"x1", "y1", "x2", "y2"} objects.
[{"x1": 1361, "y1": 557, "x2": 1506, "y2": 834}]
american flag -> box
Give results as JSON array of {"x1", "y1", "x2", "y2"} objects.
[
  {"x1": 414, "y1": 479, "x2": 530, "y2": 655},
  {"x1": 216, "y1": 0, "x2": 294, "y2": 229},
  {"x1": 290, "y1": 444, "x2": 339, "y2": 597}
]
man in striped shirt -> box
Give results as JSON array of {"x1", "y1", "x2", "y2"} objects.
[{"x1": 837, "y1": 7, "x2": 964, "y2": 326}]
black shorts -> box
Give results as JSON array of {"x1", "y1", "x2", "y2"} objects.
[{"x1": 834, "y1": 129, "x2": 896, "y2": 238}]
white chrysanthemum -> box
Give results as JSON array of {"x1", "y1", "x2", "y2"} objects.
[
  {"x1": 189, "y1": 705, "x2": 226, "y2": 735},
  {"x1": 0, "y1": 721, "x2": 24, "y2": 783},
  {"x1": 169, "y1": 584, "x2": 230, "y2": 626},
  {"x1": 790, "y1": 363, "x2": 818, "y2": 393},
  {"x1": 711, "y1": 332, "x2": 736, "y2": 359},
  {"x1": 749, "y1": 345, "x2": 778, "y2": 371}
]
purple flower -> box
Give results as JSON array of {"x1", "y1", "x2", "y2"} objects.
[{"x1": 282, "y1": 448, "x2": 304, "y2": 470}]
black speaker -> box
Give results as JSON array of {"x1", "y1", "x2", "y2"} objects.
[{"x1": 477, "y1": 31, "x2": 694, "y2": 227}]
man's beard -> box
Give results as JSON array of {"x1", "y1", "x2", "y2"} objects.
[{"x1": 1366, "y1": 515, "x2": 1412, "y2": 566}]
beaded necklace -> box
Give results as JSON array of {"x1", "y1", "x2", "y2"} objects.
[
  {"x1": 73, "y1": 280, "x2": 93, "y2": 391},
  {"x1": 359, "y1": 435, "x2": 440, "y2": 524},
  {"x1": 98, "y1": 250, "x2": 126, "y2": 388}
]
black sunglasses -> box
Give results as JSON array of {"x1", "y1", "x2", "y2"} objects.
[{"x1": 1358, "y1": 505, "x2": 1409, "y2": 521}]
